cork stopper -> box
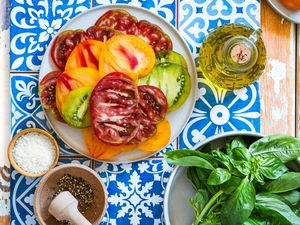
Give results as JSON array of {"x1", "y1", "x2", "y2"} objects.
[{"x1": 230, "y1": 44, "x2": 251, "y2": 64}]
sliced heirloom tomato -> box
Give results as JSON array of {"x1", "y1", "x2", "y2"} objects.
[
  {"x1": 95, "y1": 9, "x2": 138, "y2": 35},
  {"x1": 65, "y1": 40, "x2": 104, "y2": 70},
  {"x1": 51, "y1": 30, "x2": 90, "y2": 70},
  {"x1": 138, "y1": 119, "x2": 171, "y2": 152},
  {"x1": 128, "y1": 111, "x2": 157, "y2": 145},
  {"x1": 86, "y1": 26, "x2": 121, "y2": 42},
  {"x1": 90, "y1": 72, "x2": 140, "y2": 145},
  {"x1": 137, "y1": 20, "x2": 173, "y2": 52},
  {"x1": 138, "y1": 85, "x2": 168, "y2": 124},
  {"x1": 39, "y1": 71, "x2": 64, "y2": 122},
  {"x1": 83, "y1": 127, "x2": 136, "y2": 159},
  {"x1": 99, "y1": 35, "x2": 155, "y2": 79},
  {"x1": 56, "y1": 67, "x2": 100, "y2": 114}
]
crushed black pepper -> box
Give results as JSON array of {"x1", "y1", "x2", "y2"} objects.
[{"x1": 53, "y1": 174, "x2": 94, "y2": 215}]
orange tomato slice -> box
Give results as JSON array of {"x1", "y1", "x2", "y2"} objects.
[
  {"x1": 99, "y1": 34, "x2": 155, "y2": 80},
  {"x1": 82, "y1": 127, "x2": 137, "y2": 159},
  {"x1": 139, "y1": 119, "x2": 171, "y2": 152},
  {"x1": 56, "y1": 67, "x2": 100, "y2": 113},
  {"x1": 65, "y1": 40, "x2": 104, "y2": 70}
]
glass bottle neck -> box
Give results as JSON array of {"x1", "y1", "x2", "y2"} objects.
[{"x1": 222, "y1": 36, "x2": 258, "y2": 73}]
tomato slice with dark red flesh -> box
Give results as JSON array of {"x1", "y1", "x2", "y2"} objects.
[
  {"x1": 39, "y1": 71, "x2": 65, "y2": 122},
  {"x1": 128, "y1": 110, "x2": 157, "y2": 144},
  {"x1": 95, "y1": 9, "x2": 138, "y2": 35},
  {"x1": 90, "y1": 72, "x2": 140, "y2": 145},
  {"x1": 136, "y1": 20, "x2": 173, "y2": 52},
  {"x1": 39, "y1": 71, "x2": 61, "y2": 109},
  {"x1": 86, "y1": 26, "x2": 121, "y2": 42},
  {"x1": 138, "y1": 85, "x2": 168, "y2": 124},
  {"x1": 51, "y1": 30, "x2": 90, "y2": 70}
]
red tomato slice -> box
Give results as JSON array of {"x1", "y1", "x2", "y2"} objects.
[
  {"x1": 65, "y1": 40, "x2": 104, "y2": 70},
  {"x1": 138, "y1": 85, "x2": 168, "y2": 124},
  {"x1": 95, "y1": 9, "x2": 138, "y2": 35},
  {"x1": 51, "y1": 30, "x2": 90, "y2": 70},
  {"x1": 137, "y1": 20, "x2": 173, "y2": 52},
  {"x1": 90, "y1": 72, "x2": 140, "y2": 145},
  {"x1": 86, "y1": 25, "x2": 121, "y2": 42},
  {"x1": 99, "y1": 35, "x2": 155, "y2": 79}
]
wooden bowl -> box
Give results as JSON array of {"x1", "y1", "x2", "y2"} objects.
[
  {"x1": 34, "y1": 164, "x2": 108, "y2": 225},
  {"x1": 8, "y1": 128, "x2": 59, "y2": 178}
]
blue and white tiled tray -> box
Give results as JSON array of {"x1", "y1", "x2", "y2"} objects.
[{"x1": 10, "y1": 1, "x2": 260, "y2": 224}]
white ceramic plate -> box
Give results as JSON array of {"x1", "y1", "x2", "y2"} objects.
[
  {"x1": 39, "y1": 4, "x2": 197, "y2": 163},
  {"x1": 164, "y1": 131, "x2": 263, "y2": 225},
  {"x1": 266, "y1": 0, "x2": 300, "y2": 24}
]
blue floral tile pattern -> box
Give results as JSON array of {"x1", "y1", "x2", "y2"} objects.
[
  {"x1": 95, "y1": 159, "x2": 173, "y2": 225},
  {"x1": 179, "y1": 77, "x2": 260, "y2": 149},
  {"x1": 10, "y1": 158, "x2": 91, "y2": 225},
  {"x1": 10, "y1": 73, "x2": 78, "y2": 155},
  {"x1": 179, "y1": 0, "x2": 260, "y2": 59},
  {"x1": 94, "y1": 0, "x2": 177, "y2": 27},
  {"x1": 10, "y1": 0, "x2": 91, "y2": 71}
]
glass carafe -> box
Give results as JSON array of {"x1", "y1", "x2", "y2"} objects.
[{"x1": 199, "y1": 23, "x2": 267, "y2": 90}]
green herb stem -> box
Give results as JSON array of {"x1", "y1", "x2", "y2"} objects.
[{"x1": 198, "y1": 190, "x2": 224, "y2": 221}]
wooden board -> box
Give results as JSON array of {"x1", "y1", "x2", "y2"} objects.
[{"x1": 260, "y1": 0, "x2": 296, "y2": 136}]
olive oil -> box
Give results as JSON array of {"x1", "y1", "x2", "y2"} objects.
[{"x1": 199, "y1": 23, "x2": 266, "y2": 89}]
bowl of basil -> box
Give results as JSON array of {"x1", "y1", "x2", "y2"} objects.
[{"x1": 163, "y1": 131, "x2": 300, "y2": 225}]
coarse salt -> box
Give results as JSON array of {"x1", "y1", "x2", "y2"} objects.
[{"x1": 12, "y1": 132, "x2": 56, "y2": 174}]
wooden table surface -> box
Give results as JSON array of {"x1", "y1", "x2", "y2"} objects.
[
  {"x1": 0, "y1": 0, "x2": 299, "y2": 223},
  {"x1": 260, "y1": 0, "x2": 299, "y2": 137}
]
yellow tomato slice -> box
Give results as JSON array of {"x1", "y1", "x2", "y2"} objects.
[
  {"x1": 65, "y1": 40, "x2": 104, "y2": 70},
  {"x1": 139, "y1": 119, "x2": 171, "y2": 152},
  {"x1": 56, "y1": 67, "x2": 100, "y2": 113},
  {"x1": 82, "y1": 127, "x2": 137, "y2": 159},
  {"x1": 99, "y1": 35, "x2": 155, "y2": 79}
]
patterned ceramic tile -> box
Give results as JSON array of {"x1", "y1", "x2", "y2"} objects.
[
  {"x1": 10, "y1": 73, "x2": 78, "y2": 155},
  {"x1": 178, "y1": 0, "x2": 261, "y2": 149},
  {"x1": 179, "y1": 78, "x2": 260, "y2": 149},
  {"x1": 10, "y1": 0, "x2": 91, "y2": 71},
  {"x1": 10, "y1": 1, "x2": 262, "y2": 224},
  {"x1": 93, "y1": 0, "x2": 177, "y2": 27},
  {"x1": 95, "y1": 159, "x2": 173, "y2": 225},
  {"x1": 179, "y1": 0, "x2": 260, "y2": 59},
  {"x1": 10, "y1": 158, "x2": 91, "y2": 225}
]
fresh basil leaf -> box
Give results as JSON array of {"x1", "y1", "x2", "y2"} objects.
[
  {"x1": 249, "y1": 135, "x2": 300, "y2": 163},
  {"x1": 231, "y1": 136, "x2": 248, "y2": 149},
  {"x1": 164, "y1": 149, "x2": 214, "y2": 162},
  {"x1": 279, "y1": 190, "x2": 300, "y2": 207},
  {"x1": 255, "y1": 193, "x2": 294, "y2": 209},
  {"x1": 258, "y1": 157, "x2": 288, "y2": 180},
  {"x1": 221, "y1": 176, "x2": 242, "y2": 194},
  {"x1": 265, "y1": 172, "x2": 300, "y2": 193},
  {"x1": 230, "y1": 147, "x2": 251, "y2": 161},
  {"x1": 211, "y1": 150, "x2": 232, "y2": 171},
  {"x1": 255, "y1": 193, "x2": 300, "y2": 225},
  {"x1": 166, "y1": 156, "x2": 214, "y2": 170},
  {"x1": 190, "y1": 189, "x2": 209, "y2": 217},
  {"x1": 187, "y1": 167, "x2": 203, "y2": 190},
  {"x1": 243, "y1": 217, "x2": 268, "y2": 225},
  {"x1": 221, "y1": 177, "x2": 256, "y2": 225},
  {"x1": 207, "y1": 168, "x2": 231, "y2": 185},
  {"x1": 164, "y1": 150, "x2": 214, "y2": 170},
  {"x1": 231, "y1": 160, "x2": 251, "y2": 176}
]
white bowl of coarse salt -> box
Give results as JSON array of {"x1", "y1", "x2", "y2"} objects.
[{"x1": 8, "y1": 128, "x2": 59, "y2": 178}]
